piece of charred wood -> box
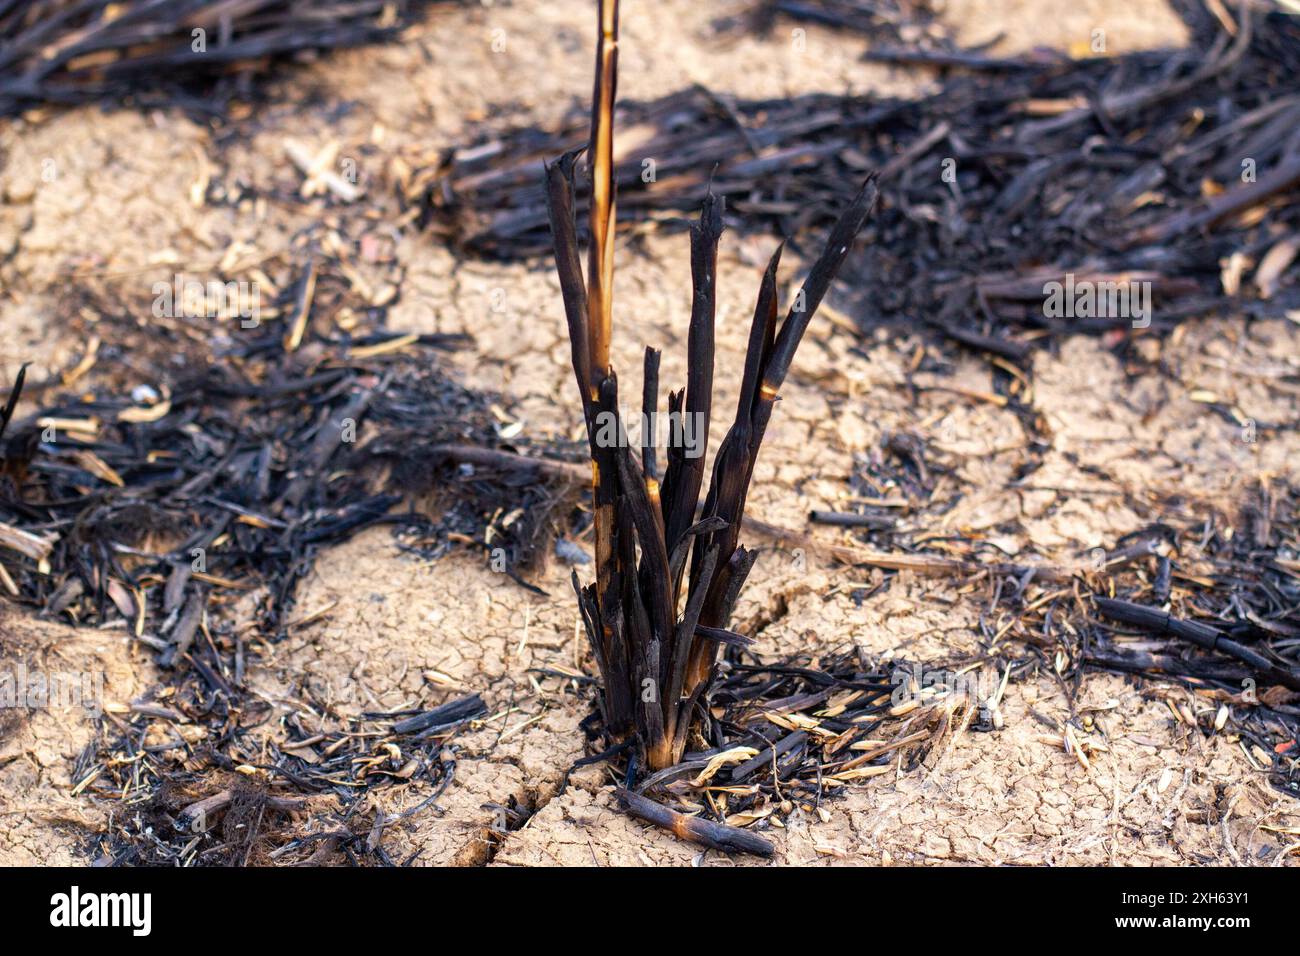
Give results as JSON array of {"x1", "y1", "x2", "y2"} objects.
[
  {"x1": 1094, "y1": 597, "x2": 1300, "y2": 692},
  {"x1": 616, "y1": 788, "x2": 774, "y2": 857}
]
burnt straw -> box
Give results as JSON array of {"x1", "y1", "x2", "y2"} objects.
[
  {"x1": 546, "y1": 0, "x2": 879, "y2": 773},
  {"x1": 0, "y1": 1, "x2": 460, "y2": 116},
  {"x1": 0, "y1": 280, "x2": 577, "y2": 864},
  {"x1": 425, "y1": 2, "x2": 1298, "y2": 360}
]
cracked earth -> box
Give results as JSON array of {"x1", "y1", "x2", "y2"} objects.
[{"x1": 2, "y1": 0, "x2": 1298, "y2": 865}]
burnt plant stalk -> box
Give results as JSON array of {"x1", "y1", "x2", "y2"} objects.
[{"x1": 547, "y1": 0, "x2": 878, "y2": 772}]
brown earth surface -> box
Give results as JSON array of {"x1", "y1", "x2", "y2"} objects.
[{"x1": 1, "y1": 0, "x2": 1297, "y2": 866}]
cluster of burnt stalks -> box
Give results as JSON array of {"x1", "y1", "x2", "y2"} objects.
[{"x1": 545, "y1": 0, "x2": 877, "y2": 772}]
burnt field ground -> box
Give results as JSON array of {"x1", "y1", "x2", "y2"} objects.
[{"x1": 1, "y1": 0, "x2": 1299, "y2": 867}]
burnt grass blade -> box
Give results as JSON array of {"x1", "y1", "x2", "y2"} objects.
[
  {"x1": 423, "y1": 2, "x2": 1299, "y2": 354},
  {"x1": 546, "y1": 0, "x2": 880, "y2": 852}
]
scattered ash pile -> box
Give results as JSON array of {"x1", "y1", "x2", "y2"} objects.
[
  {"x1": 79, "y1": 692, "x2": 491, "y2": 866},
  {"x1": 0, "y1": 279, "x2": 583, "y2": 864},
  {"x1": 0, "y1": 299, "x2": 581, "y2": 633},
  {"x1": 417, "y1": 2, "x2": 1298, "y2": 357},
  {"x1": 815, "y1": 446, "x2": 1300, "y2": 801},
  {"x1": 578, "y1": 476, "x2": 1300, "y2": 856},
  {"x1": 0, "y1": 0, "x2": 461, "y2": 116},
  {"x1": 740, "y1": 0, "x2": 974, "y2": 64}
]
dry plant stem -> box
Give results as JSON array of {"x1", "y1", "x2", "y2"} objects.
[
  {"x1": 547, "y1": 0, "x2": 878, "y2": 772},
  {"x1": 587, "y1": 0, "x2": 624, "y2": 741},
  {"x1": 0, "y1": 363, "x2": 26, "y2": 442},
  {"x1": 685, "y1": 178, "x2": 879, "y2": 689},
  {"x1": 1095, "y1": 597, "x2": 1300, "y2": 691},
  {"x1": 661, "y1": 194, "x2": 721, "y2": 569},
  {"x1": 0, "y1": 520, "x2": 54, "y2": 562},
  {"x1": 616, "y1": 788, "x2": 774, "y2": 857}
]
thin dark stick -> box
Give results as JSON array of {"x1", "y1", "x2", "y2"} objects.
[
  {"x1": 616, "y1": 788, "x2": 774, "y2": 857},
  {"x1": 809, "y1": 510, "x2": 896, "y2": 530},
  {"x1": 1094, "y1": 597, "x2": 1300, "y2": 692}
]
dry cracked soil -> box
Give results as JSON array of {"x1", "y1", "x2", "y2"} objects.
[{"x1": 1, "y1": 0, "x2": 1297, "y2": 866}]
